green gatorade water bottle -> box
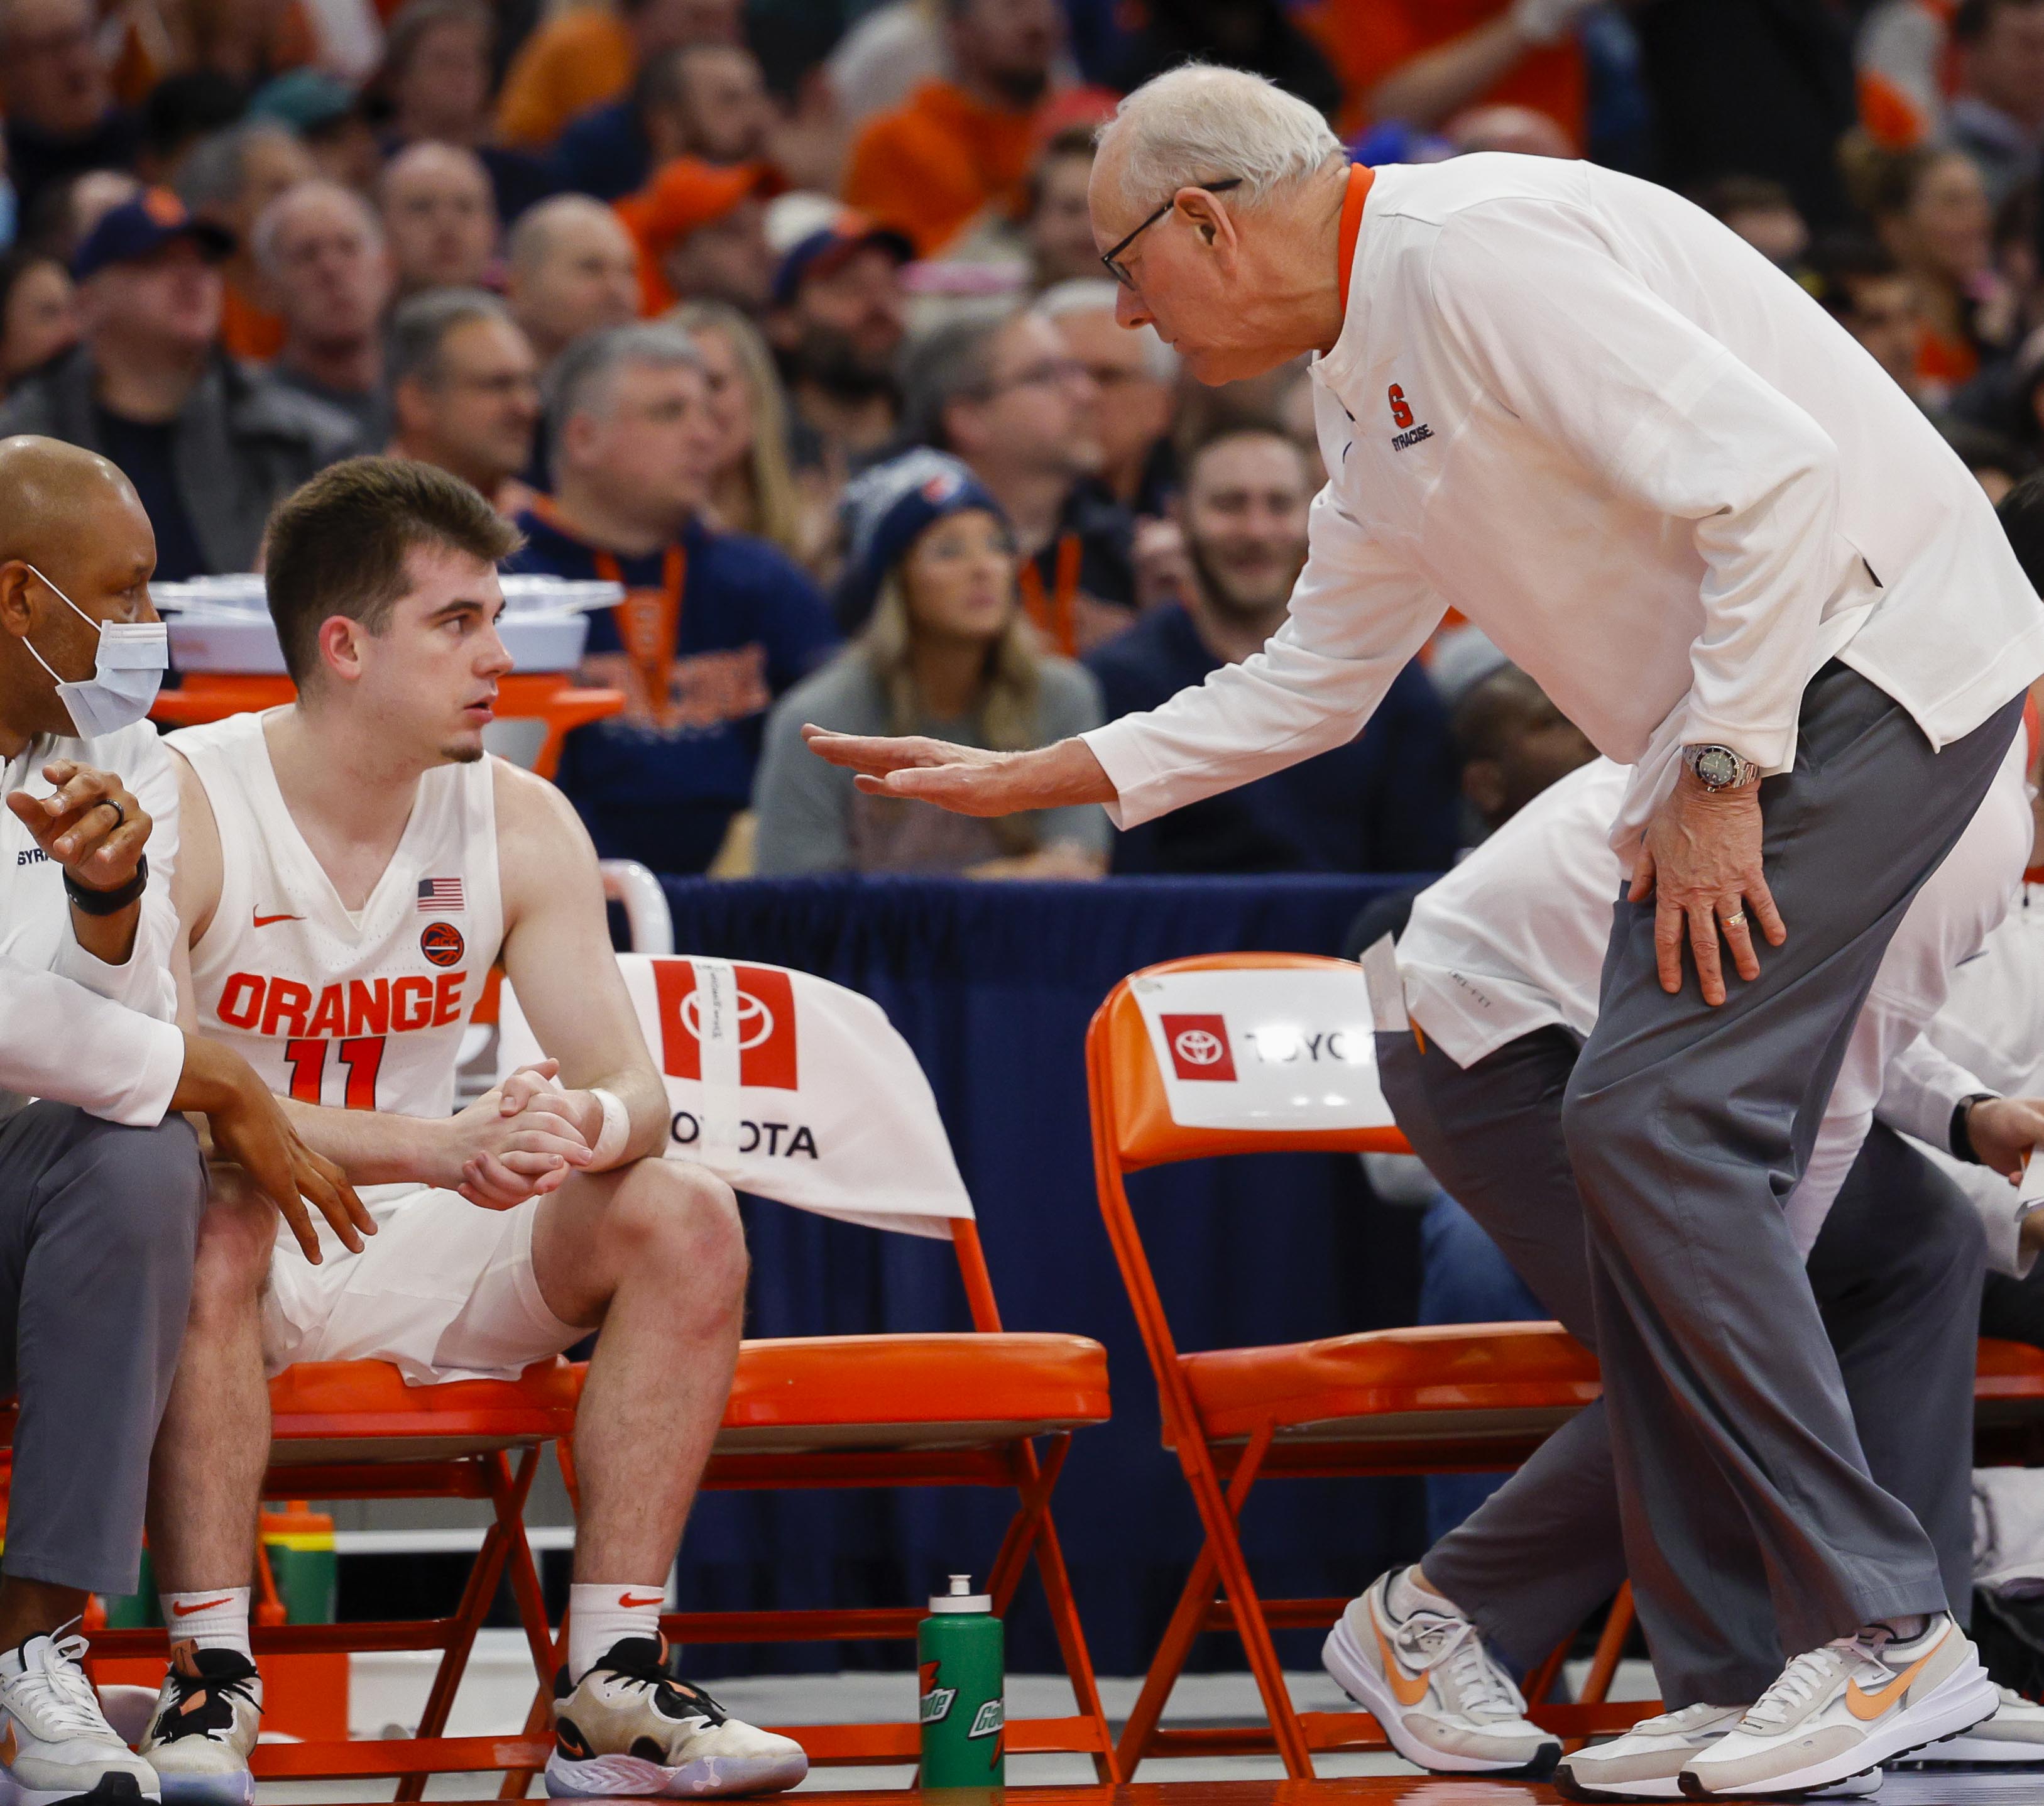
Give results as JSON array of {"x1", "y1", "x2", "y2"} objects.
[{"x1": 917, "y1": 1575, "x2": 1003, "y2": 1787}]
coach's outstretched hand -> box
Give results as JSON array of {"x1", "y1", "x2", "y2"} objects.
[
  {"x1": 1631, "y1": 769, "x2": 1788, "y2": 1007},
  {"x1": 173, "y1": 1033, "x2": 372, "y2": 1263},
  {"x1": 801, "y1": 726, "x2": 1117, "y2": 818}
]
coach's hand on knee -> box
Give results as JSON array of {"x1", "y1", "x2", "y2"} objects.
[
  {"x1": 172, "y1": 1034, "x2": 373, "y2": 1262},
  {"x1": 1631, "y1": 770, "x2": 1786, "y2": 1007}
]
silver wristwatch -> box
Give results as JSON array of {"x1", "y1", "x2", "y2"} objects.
[{"x1": 1683, "y1": 743, "x2": 1761, "y2": 791}]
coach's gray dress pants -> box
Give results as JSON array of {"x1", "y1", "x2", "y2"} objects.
[
  {"x1": 1394, "y1": 660, "x2": 2020, "y2": 1707},
  {"x1": 0, "y1": 1102, "x2": 204, "y2": 1595},
  {"x1": 1381, "y1": 1027, "x2": 1984, "y2": 1707}
]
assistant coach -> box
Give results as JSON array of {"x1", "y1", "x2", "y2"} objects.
[
  {"x1": 807, "y1": 63, "x2": 2044, "y2": 1798},
  {"x1": 0, "y1": 437, "x2": 362, "y2": 1806}
]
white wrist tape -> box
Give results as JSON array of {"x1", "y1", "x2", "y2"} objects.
[{"x1": 588, "y1": 1087, "x2": 631, "y2": 1170}]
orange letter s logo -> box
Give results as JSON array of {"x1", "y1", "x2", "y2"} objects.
[{"x1": 1388, "y1": 384, "x2": 1414, "y2": 430}]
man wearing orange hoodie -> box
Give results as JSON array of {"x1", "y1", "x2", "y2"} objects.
[{"x1": 843, "y1": 0, "x2": 1081, "y2": 257}]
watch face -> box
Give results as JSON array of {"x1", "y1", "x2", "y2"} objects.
[{"x1": 1697, "y1": 747, "x2": 1737, "y2": 787}]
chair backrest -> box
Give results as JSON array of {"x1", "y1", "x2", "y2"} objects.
[
  {"x1": 1088, "y1": 953, "x2": 1411, "y2": 1173},
  {"x1": 501, "y1": 953, "x2": 1014, "y2": 1330},
  {"x1": 1086, "y1": 953, "x2": 1413, "y2": 1378}
]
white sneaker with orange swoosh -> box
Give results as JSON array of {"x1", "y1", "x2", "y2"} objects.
[
  {"x1": 1678, "y1": 1613, "x2": 1995, "y2": 1797},
  {"x1": 1320, "y1": 1569, "x2": 1561, "y2": 1776},
  {"x1": 0, "y1": 1626, "x2": 161, "y2": 1806}
]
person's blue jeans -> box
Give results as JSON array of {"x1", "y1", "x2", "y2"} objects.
[{"x1": 1418, "y1": 1188, "x2": 1546, "y2": 1543}]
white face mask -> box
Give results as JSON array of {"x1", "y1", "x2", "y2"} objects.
[{"x1": 19, "y1": 563, "x2": 168, "y2": 740}]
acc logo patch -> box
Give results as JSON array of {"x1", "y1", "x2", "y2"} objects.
[{"x1": 420, "y1": 921, "x2": 466, "y2": 968}]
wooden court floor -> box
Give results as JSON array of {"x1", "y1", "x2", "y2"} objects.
[{"x1": 435, "y1": 1775, "x2": 2044, "y2": 1806}]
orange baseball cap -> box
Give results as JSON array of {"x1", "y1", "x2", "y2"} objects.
[{"x1": 615, "y1": 158, "x2": 780, "y2": 314}]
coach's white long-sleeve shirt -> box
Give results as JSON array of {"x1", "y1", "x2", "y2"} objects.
[
  {"x1": 0, "y1": 722, "x2": 184, "y2": 1129},
  {"x1": 1083, "y1": 155, "x2": 2044, "y2": 855}
]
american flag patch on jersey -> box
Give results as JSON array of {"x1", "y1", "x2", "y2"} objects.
[{"x1": 417, "y1": 877, "x2": 464, "y2": 912}]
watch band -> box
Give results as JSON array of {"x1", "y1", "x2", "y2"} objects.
[
  {"x1": 63, "y1": 853, "x2": 148, "y2": 916},
  {"x1": 1952, "y1": 1091, "x2": 1999, "y2": 1166}
]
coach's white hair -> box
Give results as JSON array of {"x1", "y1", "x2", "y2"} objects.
[
  {"x1": 1031, "y1": 279, "x2": 1181, "y2": 383},
  {"x1": 1099, "y1": 64, "x2": 1343, "y2": 211}
]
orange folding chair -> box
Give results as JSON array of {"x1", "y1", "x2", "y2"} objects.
[
  {"x1": 1086, "y1": 952, "x2": 1642, "y2": 1778},
  {"x1": 77, "y1": 1358, "x2": 577, "y2": 1790},
  {"x1": 493, "y1": 953, "x2": 1119, "y2": 1781}
]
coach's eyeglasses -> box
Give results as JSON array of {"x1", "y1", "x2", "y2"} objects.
[{"x1": 1100, "y1": 177, "x2": 1242, "y2": 290}]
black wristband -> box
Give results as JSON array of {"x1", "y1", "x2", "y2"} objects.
[
  {"x1": 1952, "y1": 1091, "x2": 1999, "y2": 1166},
  {"x1": 63, "y1": 853, "x2": 147, "y2": 917}
]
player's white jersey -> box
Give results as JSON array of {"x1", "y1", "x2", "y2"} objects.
[{"x1": 171, "y1": 709, "x2": 503, "y2": 1123}]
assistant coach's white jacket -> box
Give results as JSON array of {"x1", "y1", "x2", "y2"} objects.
[
  {"x1": 1084, "y1": 155, "x2": 2044, "y2": 856},
  {"x1": 0, "y1": 723, "x2": 184, "y2": 1127}
]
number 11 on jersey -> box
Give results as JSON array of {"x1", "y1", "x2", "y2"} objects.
[{"x1": 285, "y1": 1037, "x2": 387, "y2": 1110}]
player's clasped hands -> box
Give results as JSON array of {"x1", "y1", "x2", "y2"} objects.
[{"x1": 446, "y1": 1056, "x2": 594, "y2": 1209}]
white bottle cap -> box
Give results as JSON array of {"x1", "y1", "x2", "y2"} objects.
[{"x1": 928, "y1": 1573, "x2": 992, "y2": 1613}]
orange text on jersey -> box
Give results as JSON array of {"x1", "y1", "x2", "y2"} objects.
[{"x1": 216, "y1": 971, "x2": 468, "y2": 1038}]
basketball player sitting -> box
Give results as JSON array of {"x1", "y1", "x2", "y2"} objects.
[{"x1": 137, "y1": 459, "x2": 806, "y2": 1802}]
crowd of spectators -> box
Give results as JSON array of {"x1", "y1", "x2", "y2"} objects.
[{"x1": 0, "y1": 0, "x2": 2036, "y2": 884}]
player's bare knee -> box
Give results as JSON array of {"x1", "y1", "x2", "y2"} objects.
[
  {"x1": 606, "y1": 1159, "x2": 747, "y2": 1303},
  {"x1": 189, "y1": 1185, "x2": 277, "y2": 1320}
]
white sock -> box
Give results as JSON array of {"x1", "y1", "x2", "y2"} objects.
[
  {"x1": 159, "y1": 1589, "x2": 252, "y2": 1658},
  {"x1": 1387, "y1": 1567, "x2": 1453, "y2": 1622},
  {"x1": 569, "y1": 1582, "x2": 667, "y2": 1682},
  {"x1": 1871, "y1": 1613, "x2": 1932, "y2": 1643}
]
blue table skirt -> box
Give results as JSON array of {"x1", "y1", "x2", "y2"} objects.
[{"x1": 655, "y1": 874, "x2": 1432, "y2": 1680}]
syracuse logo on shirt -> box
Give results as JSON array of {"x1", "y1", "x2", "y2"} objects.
[
  {"x1": 653, "y1": 958, "x2": 799, "y2": 1089},
  {"x1": 1388, "y1": 383, "x2": 1433, "y2": 452}
]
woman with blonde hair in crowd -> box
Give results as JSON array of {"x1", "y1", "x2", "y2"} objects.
[
  {"x1": 670, "y1": 297, "x2": 832, "y2": 570},
  {"x1": 753, "y1": 449, "x2": 1108, "y2": 877}
]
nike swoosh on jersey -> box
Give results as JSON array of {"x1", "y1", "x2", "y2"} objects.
[
  {"x1": 1845, "y1": 1639, "x2": 1943, "y2": 1721},
  {"x1": 253, "y1": 911, "x2": 303, "y2": 928},
  {"x1": 1371, "y1": 1617, "x2": 1433, "y2": 1708}
]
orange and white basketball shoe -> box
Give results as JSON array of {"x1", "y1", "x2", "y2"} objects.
[
  {"x1": 1679, "y1": 1613, "x2": 1994, "y2": 1797},
  {"x1": 1321, "y1": 1568, "x2": 1561, "y2": 1776}
]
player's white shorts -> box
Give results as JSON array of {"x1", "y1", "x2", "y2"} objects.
[{"x1": 263, "y1": 1189, "x2": 589, "y2": 1386}]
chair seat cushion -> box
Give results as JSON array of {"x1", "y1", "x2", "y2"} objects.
[
  {"x1": 716, "y1": 1332, "x2": 1111, "y2": 1452},
  {"x1": 266, "y1": 1357, "x2": 582, "y2": 1464},
  {"x1": 1176, "y1": 1322, "x2": 1600, "y2": 1447},
  {"x1": 1977, "y1": 1337, "x2": 2044, "y2": 1428}
]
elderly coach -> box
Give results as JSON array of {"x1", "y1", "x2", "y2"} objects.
[
  {"x1": 0, "y1": 437, "x2": 363, "y2": 1805},
  {"x1": 806, "y1": 65, "x2": 2044, "y2": 1797}
]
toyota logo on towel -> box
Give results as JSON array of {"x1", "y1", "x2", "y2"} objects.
[
  {"x1": 681, "y1": 985, "x2": 774, "y2": 1049},
  {"x1": 653, "y1": 960, "x2": 799, "y2": 1089},
  {"x1": 1161, "y1": 1013, "x2": 1237, "y2": 1081}
]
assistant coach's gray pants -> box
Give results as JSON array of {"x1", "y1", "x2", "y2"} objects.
[
  {"x1": 0, "y1": 1101, "x2": 204, "y2": 1595},
  {"x1": 1379, "y1": 1024, "x2": 1984, "y2": 1707}
]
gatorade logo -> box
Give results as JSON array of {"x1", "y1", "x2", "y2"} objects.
[
  {"x1": 917, "y1": 1660, "x2": 956, "y2": 1726},
  {"x1": 968, "y1": 1700, "x2": 1004, "y2": 1739}
]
